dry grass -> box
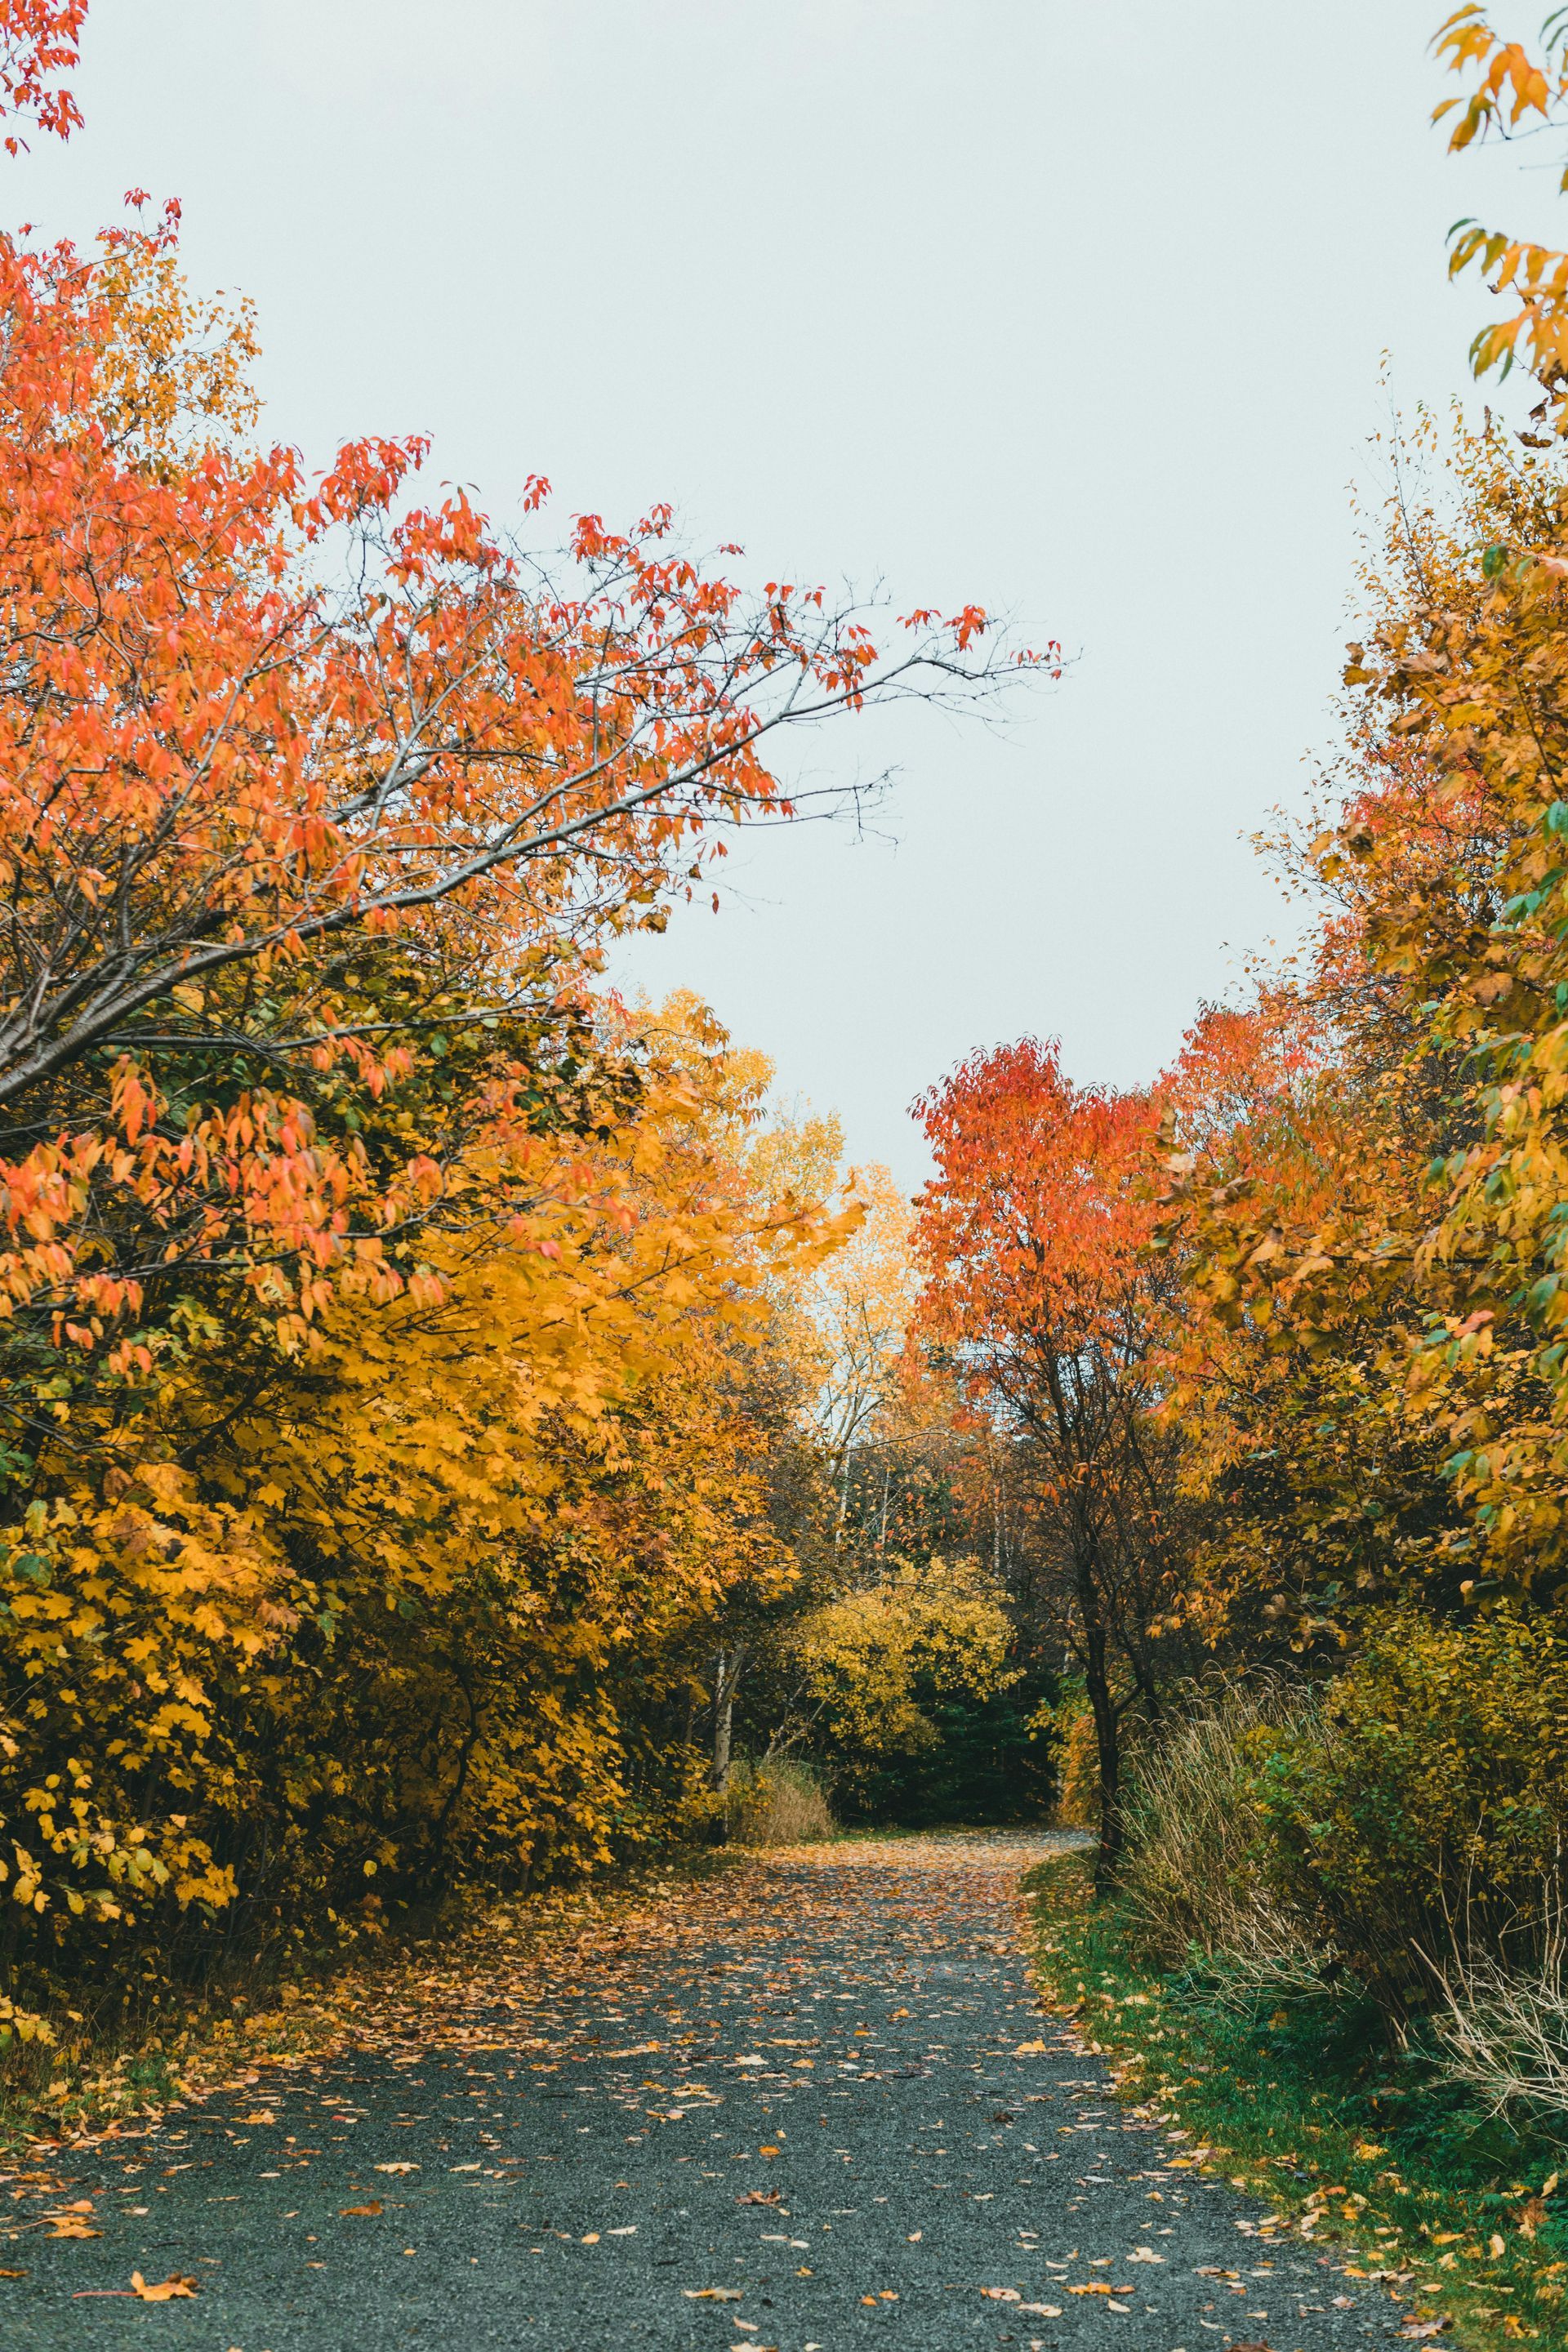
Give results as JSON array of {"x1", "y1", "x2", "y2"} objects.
[
  {"x1": 1432, "y1": 1876, "x2": 1568, "y2": 2125},
  {"x1": 727, "y1": 1758, "x2": 835, "y2": 1846},
  {"x1": 1118, "y1": 1679, "x2": 1330, "y2": 1995}
]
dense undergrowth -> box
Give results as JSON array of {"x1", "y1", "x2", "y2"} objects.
[{"x1": 1027, "y1": 1852, "x2": 1568, "y2": 2350}]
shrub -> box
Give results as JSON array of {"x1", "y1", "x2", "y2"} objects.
[
  {"x1": 1263, "y1": 1609, "x2": 1568, "y2": 2016},
  {"x1": 727, "y1": 1758, "x2": 835, "y2": 1847}
]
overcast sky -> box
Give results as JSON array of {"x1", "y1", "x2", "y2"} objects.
[{"x1": 9, "y1": 2, "x2": 1552, "y2": 1183}]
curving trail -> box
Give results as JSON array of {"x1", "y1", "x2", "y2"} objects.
[{"x1": 4, "y1": 1832, "x2": 1409, "y2": 2350}]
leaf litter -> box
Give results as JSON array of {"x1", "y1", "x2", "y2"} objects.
[{"x1": 2, "y1": 1831, "x2": 1424, "y2": 2345}]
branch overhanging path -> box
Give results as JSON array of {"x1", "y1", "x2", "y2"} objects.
[{"x1": 3, "y1": 1835, "x2": 1411, "y2": 2349}]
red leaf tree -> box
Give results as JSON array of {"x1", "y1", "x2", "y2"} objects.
[
  {"x1": 913, "y1": 1038, "x2": 1180, "y2": 1873},
  {"x1": 0, "y1": 100, "x2": 1049, "y2": 1384}
]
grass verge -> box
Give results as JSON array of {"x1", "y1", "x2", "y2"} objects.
[{"x1": 1022, "y1": 1851, "x2": 1568, "y2": 2352}]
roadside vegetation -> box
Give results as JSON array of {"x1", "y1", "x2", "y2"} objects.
[
  {"x1": 1027, "y1": 1849, "x2": 1568, "y2": 2352},
  {"x1": 0, "y1": 2, "x2": 1049, "y2": 2119},
  {"x1": 924, "y1": 20, "x2": 1568, "y2": 2345}
]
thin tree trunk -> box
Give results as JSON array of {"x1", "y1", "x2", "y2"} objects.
[
  {"x1": 713, "y1": 1681, "x2": 734, "y2": 1793},
  {"x1": 1075, "y1": 1549, "x2": 1123, "y2": 1886},
  {"x1": 712, "y1": 1643, "x2": 746, "y2": 1793}
]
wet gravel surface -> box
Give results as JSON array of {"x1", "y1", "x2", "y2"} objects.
[{"x1": 2, "y1": 1833, "x2": 1413, "y2": 2350}]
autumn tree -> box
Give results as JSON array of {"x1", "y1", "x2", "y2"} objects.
[
  {"x1": 0, "y1": 1, "x2": 1049, "y2": 2010},
  {"x1": 805, "y1": 1165, "x2": 918, "y2": 1526},
  {"x1": 913, "y1": 1040, "x2": 1184, "y2": 1874},
  {"x1": 1154, "y1": 994, "x2": 1473, "y2": 1658},
  {"x1": 0, "y1": 1004, "x2": 858, "y2": 1991},
  {"x1": 0, "y1": 182, "x2": 1045, "y2": 1414},
  {"x1": 1319, "y1": 410, "x2": 1568, "y2": 1590},
  {"x1": 618, "y1": 998, "x2": 855, "y2": 1793},
  {"x1": 1155, "y1": 403, "x2": 1568, "y2": 1618},
  {"x1": 790, "y1": 1554, "x2": 1018, "y2": 1817},
  {"x1": 1428, "y1": 7, "x2": 1568, "y2": 431},
  {"x1": 0, "y1": 0, "x2": 82, "y2": 149}
]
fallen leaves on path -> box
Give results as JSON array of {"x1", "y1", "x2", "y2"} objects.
[
  {"x1": 11, "y1": 1834, "x2": 1404, "y2": 2352},
  {"x1": 42, "y1": 2198, "x2": 98, "y2": 2238},
  {"x1": 131, "y1": 2271, "x2": 200, "y2": 2301},
  {"x1": 74, "y1": 2270, "x2": 201, "y2": 2302}
]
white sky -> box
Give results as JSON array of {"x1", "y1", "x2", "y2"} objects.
[{"x1": 9, "y1": 2, "x2": 1553, "y2": 1184}]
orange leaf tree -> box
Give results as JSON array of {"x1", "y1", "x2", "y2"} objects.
[
  {"x1": 0, "y1": 212, "x2": 1036, "y2": 1387},
  {"x1": 0, "y1": 0, "x2": 82, "y2": 151},
  {"x1": 912, "y1": 1039, "x2": 1181, "y2": 1873},
  {"x1": 0, "y1": 0, "x2": 1047, "y2": 1996}
]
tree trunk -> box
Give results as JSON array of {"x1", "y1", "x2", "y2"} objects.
[
  {"x1": 1075, "y1": 1548, "x2": 1123, "y2": 1886},
  {"x1": 712, "y1": 1643, "x2": 746, "y2": 1793},
  {"x1": 713, "y1": 1679, "x2": 734, "y2": 1793},
  {"x1": 1085, "y1": 1642, "x2": 1122, "y2": 1887}
]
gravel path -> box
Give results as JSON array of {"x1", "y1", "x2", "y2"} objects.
[{"x1": 2, "y1": 1831, "x2": 1413, "y2": 2350}]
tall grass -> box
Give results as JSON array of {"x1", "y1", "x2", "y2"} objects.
[
  {"x1": 1119, "y1": 1658, "x2": 1568, "y2": 2131},
  {"x1": 1430, "y1": 1871, "x2": 1568, "y2": 2126},
  {"x1": 1118, "y1": 1679, "x2": 1330, "y2": 1997},
  {"x1": 725, "y1": 1757, "x2": 835, "y2": 1846}
]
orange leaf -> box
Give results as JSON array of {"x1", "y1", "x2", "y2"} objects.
[{"x1": 130, "y1": 2271, "x2": 200, "y2": 2301}]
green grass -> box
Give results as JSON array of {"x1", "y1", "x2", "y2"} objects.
[{"x1": 1023, "y1": 1851, "x2": 1568, "y2": 2351}]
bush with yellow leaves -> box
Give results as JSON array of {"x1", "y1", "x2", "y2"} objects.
[
  {"x1": 1263, "y1": 1610, "x2": 1568, "y2": 2017},
  {"x1": 0, "y1": 1036, "x2": 852, "y2": 2008},
  {"x1": 793, "y1": 1555, "x2": 1018, "y2": 1811}
]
